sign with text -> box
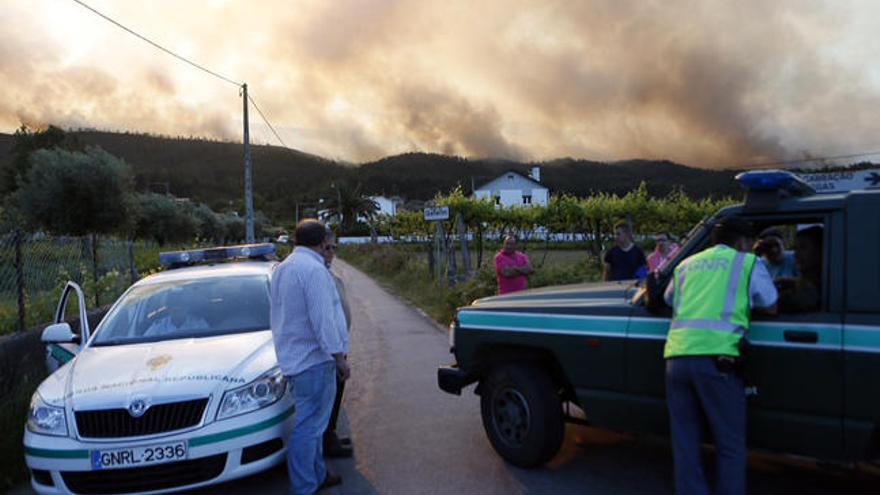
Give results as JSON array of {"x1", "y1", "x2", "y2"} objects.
[
  {"x1": 423, "y1": 206, "x2": 450, "y2": 221},
  {"x1": 798, "y1": 168, "x2": 880, "y2": 194}
]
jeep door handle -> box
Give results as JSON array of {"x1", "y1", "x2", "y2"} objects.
[{"x1": 784, "y1": 330, "x2": 818, "y2": 344}]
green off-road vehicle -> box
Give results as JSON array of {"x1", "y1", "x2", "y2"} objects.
[{"x1": 438, "y1": 170, "x2": 880, "y2": 468}]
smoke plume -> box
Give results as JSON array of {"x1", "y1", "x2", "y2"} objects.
[{"x1": 2, "y1": 0, "x2": 879, "y2": 168}]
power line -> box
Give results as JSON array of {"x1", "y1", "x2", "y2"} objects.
[
  {"x1": 69, "y1": 0, "x2": 242, "y2": 87},
  {"x1": 71, "y1": 0, "x2": 299, "y2": 155},
  {"x1": 748, "y1": 149, "x2": 880, "y2": 169},
  {"x1": 247, "y1": 94, "x2": 291, "y2": 150}
]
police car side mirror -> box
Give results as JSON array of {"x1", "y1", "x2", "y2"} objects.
[{"x1": 42, "y1": 323, "x2": 79, "y2": 344}]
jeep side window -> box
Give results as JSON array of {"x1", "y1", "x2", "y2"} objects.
[{"x1": 751, "y1": 219, "x2": 826, "y2": 314}]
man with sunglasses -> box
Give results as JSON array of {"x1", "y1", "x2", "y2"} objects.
[{"x1": 321, "y1": 229, "x2": 354, "y2": 458}]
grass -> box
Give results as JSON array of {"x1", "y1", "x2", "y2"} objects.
[{"x1": 338, "y1": 242, "x2": 602, "y2": 325}]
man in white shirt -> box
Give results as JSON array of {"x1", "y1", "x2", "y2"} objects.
[{"x1": 270, "y1": 219, "x2": 349, "y2": 494}]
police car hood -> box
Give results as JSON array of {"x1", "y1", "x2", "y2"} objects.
[
  {"x1": 43, "y1": 331, "x2": 277, "y2": 410},
  {"x1": 468, "y1": 280, "x2": 636, "y2": 313}
]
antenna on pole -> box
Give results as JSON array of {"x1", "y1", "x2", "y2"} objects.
[{"x1": 242, "y1": 83, "x2": 255, "y2": 243}]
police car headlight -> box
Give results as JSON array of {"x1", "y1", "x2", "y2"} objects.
[
  {"x1": 27, "y1": 393, "x2": 68, "y2": 437},
  {"x1": 217, "y1": 368, "x2": 287, "y2": 420}
]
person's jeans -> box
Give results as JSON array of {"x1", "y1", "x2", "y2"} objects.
[
  {"x1": 287, "y1": 360, "x2": 337, "y2": 495},
  {"x1": 666, "y1": 356, "x2": 746, "y2": 495}
]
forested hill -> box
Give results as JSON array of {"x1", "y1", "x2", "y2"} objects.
[
  {"x1": 357, "y1": 153, "x2": 738, "y2": 200},
  {"x1": 0, "y1": 130, "x2": 741, "y2": 220}
]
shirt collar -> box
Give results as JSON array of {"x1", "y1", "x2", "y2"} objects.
[{"x1": 294, "y1": 245, "x2": 325, "y2": 264}]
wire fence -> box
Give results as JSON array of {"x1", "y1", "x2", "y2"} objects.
[{"x1": 0, "y1": 232, "x2": 157, "y2": 335}]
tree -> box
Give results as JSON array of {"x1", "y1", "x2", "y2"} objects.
[
  {"x1": 189, "y1": 202, "x2": 224, "y2": 243},
  {"x1": 220, "y1": 213, "x2": 245, "y2": 243},
  {"x1": 322, "y1": 182, "x2": 379, "y2": 234},
  {"x1": 133, "y1": 193, "x2": 199, "y2": 245},
  {"x1": 2, "y1": 125, "x2": 79, "y2": 196},
  {"x1": 18, "y1": 146, "x2": 134, "y2": 235}
]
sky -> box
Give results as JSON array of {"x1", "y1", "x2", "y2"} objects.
[{"x1": 3, "y1": 0, "x2": 880, "y2": 168}]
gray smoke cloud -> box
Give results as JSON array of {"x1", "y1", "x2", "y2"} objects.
[{"x1": 2, "y1": 0, "x2": 879, "y2": 168}]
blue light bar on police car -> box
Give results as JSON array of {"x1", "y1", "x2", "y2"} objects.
[
  {"x1": 159, "y1": 243, "x2": 276, "y2": 266},
  {"x1": 735, "y1": 169, "x2": 815, "y2": 196}
]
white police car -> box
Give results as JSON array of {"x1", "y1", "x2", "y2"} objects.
[{"x1": 25, "y1": 244, "x2": 294, "y2": 495}]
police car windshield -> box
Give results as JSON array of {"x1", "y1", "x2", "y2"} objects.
[{"x1": 91, "y1": 275, "x2": 270, "y2": 346}]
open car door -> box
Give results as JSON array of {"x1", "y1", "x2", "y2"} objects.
[{"x1": 43, "y1": 281, "x2": 90, "y2": 373}]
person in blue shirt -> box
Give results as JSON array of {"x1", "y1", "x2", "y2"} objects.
[
  {"x1": 270, "y1": 219, "x2": 349, "y2": 494},
  {"x1": 754, "y1": 227, "x2": 798, "y2": 279}
]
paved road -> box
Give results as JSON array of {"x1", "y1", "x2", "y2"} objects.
[{"x1": 15, "y1": 259, "x2": 879, "y2": 494}]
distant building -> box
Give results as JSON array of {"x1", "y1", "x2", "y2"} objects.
[
  {"x1": 473, "y1": 167, "x2": 548, "y2": 208},
  {"x1": 370, "y1": 195, "x2": 402, "y2": 217},
  {"x1": 316, "y1": 195, "x2": 401, "y2": 226}
]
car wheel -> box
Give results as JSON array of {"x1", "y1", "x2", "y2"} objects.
[{"x1": 479, "y1": 364, "x2": 564, "y2": 468}]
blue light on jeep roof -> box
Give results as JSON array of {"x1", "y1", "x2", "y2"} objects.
[
  {"x1": 735, "y1": 169, "x2": 815, "y2": 196},
  {"x1": 159, "y1": 243, "x2": 275, "y2": 266}
]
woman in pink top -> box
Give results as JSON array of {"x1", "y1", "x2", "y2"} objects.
[
  {"x1": 646, "y1": 231, "x2": 678, "y2": 272},
  {"x1": 494, "y1": 236, "x2": 534, "y2": 294}
]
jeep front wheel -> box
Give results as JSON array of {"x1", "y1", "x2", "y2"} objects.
[{"x1": 479, "y1": 364, "x2": 564, "y2": 468}]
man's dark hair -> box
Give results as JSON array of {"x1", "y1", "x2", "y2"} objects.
[
  {"x1": 295, "y1": 219, "x2": 327, "y2": 247},
  {"x1": 711, "y1": 216, "x2": 754, "y2": 246},
  {"x1": 614, "y1": 220, "x2": 631, "y2": 235},
  {"x1": 758, "y1": 227, "x2": 784, "y2": 241}
]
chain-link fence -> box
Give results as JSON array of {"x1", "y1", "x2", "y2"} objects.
[{"x1": 0, "y1": 232, "x2": 152, "y2": 335}]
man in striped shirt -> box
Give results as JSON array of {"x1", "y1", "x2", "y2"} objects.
[{"x1": 270, "y1": 219, "x2": 349, "y2": 494}]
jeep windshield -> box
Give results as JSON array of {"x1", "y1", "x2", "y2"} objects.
[{"x1": 90, "y1": 275, "x2": 270, "y2": 346}]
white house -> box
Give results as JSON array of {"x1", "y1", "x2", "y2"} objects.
[
  {"x1": 473, "y1": 167, "x2": 549, "y2": 208},
  {"x1": 370, "y1": 195, "x2": 400, "y2": 217}
]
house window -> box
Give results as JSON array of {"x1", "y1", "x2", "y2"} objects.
[
  {"x1": 523, "y1": 195, "x2": 532, "y2": 205},
  {"x1": 494, "y1": 195, "x2": 501, "y2": 205},
  {"x1": 507, "y1": 174, "x2": 514, "y2": 180}
]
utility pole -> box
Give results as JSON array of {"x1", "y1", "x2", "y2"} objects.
[{"x1": 242, "y1": 83, "x2": 255, "y2": 243}]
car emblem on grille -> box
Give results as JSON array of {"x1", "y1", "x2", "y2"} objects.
[{"x1": 129, "y1": 399, "x2": 148, "y2": 418}]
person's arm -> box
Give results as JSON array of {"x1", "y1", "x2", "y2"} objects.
[
  {"x1": 663, "y1": 276, "x2": 676, "y2": 307},
  {"x1": 517, "y1": 255, "x2": 534, "y2": 276},
  {"x1": 334, "y1": 275, "x2": 353, "y2": 332},
  {"x1": 496, "y1": 255, "x2": 518, "y2": 278},
  {"x1": 749, "y1": 259, "x2": 779, "y2": 316},
  {"x1": 334, "y1": 353, "x2": 350, "y2": 381}
]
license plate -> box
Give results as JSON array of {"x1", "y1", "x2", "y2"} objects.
[{"x1": 90, "y1": 441, "x2": 188, "y2": 470}]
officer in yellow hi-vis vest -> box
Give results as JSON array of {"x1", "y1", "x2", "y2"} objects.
[{"x1": 663, "y1": 217, "x2": 778, "y2": 495}]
